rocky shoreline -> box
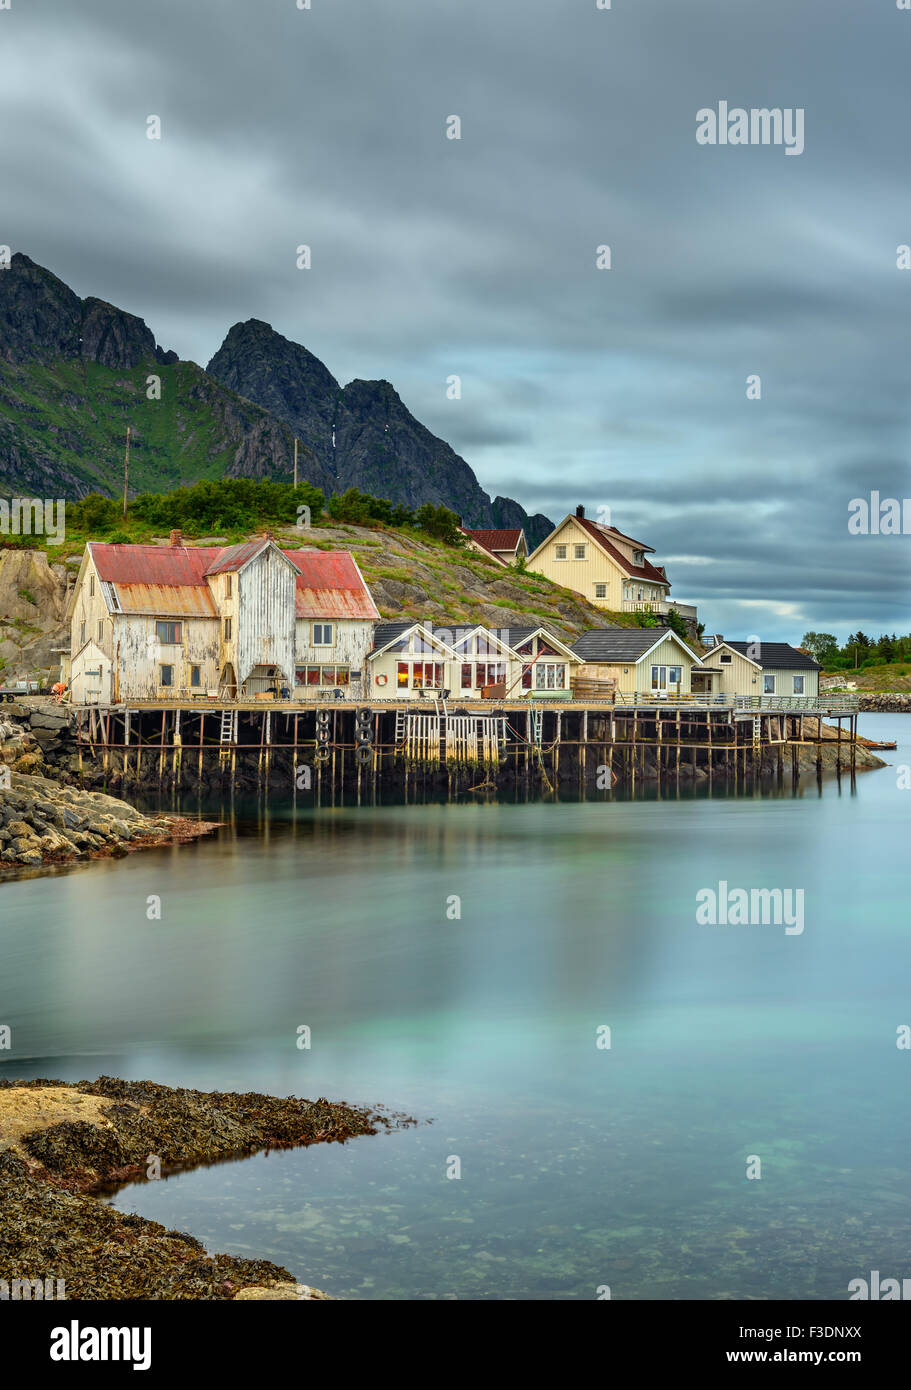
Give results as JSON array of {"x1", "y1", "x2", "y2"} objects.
[
  {"x1": 0, "y1": 708, "x2": 218, "y2": 870},
  {"x1": 0, "y1": 769, "x2": 218, "y2": 871},
  {"x1": 0, "y1": 1076, "x2": 410, "y2": 1300},
  {"x1": 857, "y1": 693, "x2": 911, "y2": 712}
]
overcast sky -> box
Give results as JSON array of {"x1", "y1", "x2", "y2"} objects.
[{"x1": 2, "y1": 0, "x2": 909, "y2": 642}]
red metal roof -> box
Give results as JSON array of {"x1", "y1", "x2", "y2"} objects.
[
  {"x1": 89, "y1": 542, "x2": 379, "y2": 621},
  {"x1": 575, "y1": 519, "x2": 670, "y2": 586},
  {"x1": 282, "y1": 550, "x2": 380, "y2": 621},
  {"x1": 205, "y1": 539, "x2": 302, "y2": 575},
  {"x1": 90, "y1": 542, "x2": 221, "y2": 586}
]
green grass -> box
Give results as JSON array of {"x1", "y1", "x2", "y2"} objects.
[{"x1": 0, "y1": 356, "x2": 289, "y2": 498}]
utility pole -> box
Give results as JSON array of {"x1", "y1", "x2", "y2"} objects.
[
  {"x1": 123, "y1": 424, "x2": 131, "y2": 518},
  {"x1": 293, "y1": 436, "x2": 298, "y2": 490}
]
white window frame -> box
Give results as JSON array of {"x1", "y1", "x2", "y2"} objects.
[
  {"x1": 594, "y1": 583, "x2": 607, "y2": 599},
  {"x1": 573, "y1": 544, "x2": 587, "y2": 560},
  {"x1": 763, "y1": 673, "x2": 776, "y2": 694},
  {"x1": 554, "y1": 544, "x2": 567, "y2": 560},
  {"x1": 793, "y1": 675, "x2": 804, "y2": 694},
  {"x1": 313, "y1": 623, "x2": 334, "y2": 647}
]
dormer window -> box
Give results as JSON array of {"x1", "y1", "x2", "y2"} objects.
[{"x1": 633, "y1": 551, "x2": 644, "y2": 566}]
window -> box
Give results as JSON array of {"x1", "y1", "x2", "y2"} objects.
[
  {"x1": 225, "y1": 574, "x2": 232, "y2": 597},
  {"x1": 190, "y1": 665, "x2": 201, "y2": 688},
  {"x1": 89, "y1": 575, "x2": 95, "y2": 597},
  {"x1": 763, "y1": 673, "x2": 776, "y2": 694},
  {"x1": 720, "y1": 653, "x2": 732, "y2": 665},
  {"x1": 651, "y1": 666, "x2": 666, "y2": 690},
  {"x1": 573, "y1": 544, "x2": 587, "y2": 560},
  {"x1": 637, "y1": 587, "x2": 644, "y2": 601},
  {"x1": 472, "y1": 662, "x2": 506, "y2": 690},
  {"x1": 412, "y1": 662, "x2": 443, "y2": 689},
  {"x1": 634, "y1": 551, "x2": 644, "y2": 566},
  {"x1": 313, "y1": 623, "x2": 334, "y2": 646},
  {"x1": 160, "y1": 664, "x2": 174, "y2": 687},
  {"x1": 156, "y1": 621, "x2": 182, "y2": 644},
  {"x1": 669, "y1": 666, "x2": 682, "y2": 685},
  {"x1": 793, "y1": 675, "x2": 804, "y2": 694},
  {"x1": 554, "y1": 544, "x2": 567, "y2": 560},
  {"x1": 397, "y1": 662, "x2": 409, "y2": 689},
  {"x1": 594, "y1": 584, "x2": 607, "y2": 599},
  {"x1": 296, "y1": 666, "x2": 350, "y2": 687},
  {"x1": 461, "y1": 663, "x2": 472, "y2": 689},
  {"x1": 224, "y1": 618, "x2": 232, "y2": 640},
  {"x1": 80, "y1": 621, "x2": 85, "y2": 645},
  {"x1": 97, "y1": 620, "x2": 104, "y2": 642},
  {"x1": 526, "y1": 663, "x2": 565, "y2": 690}
]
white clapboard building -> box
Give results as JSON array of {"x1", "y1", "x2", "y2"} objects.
[{"x1": 66, "y1": 531, "x2": 379, "y2": 704}]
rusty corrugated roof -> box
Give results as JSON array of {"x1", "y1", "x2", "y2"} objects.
[
  {"x1": 87, "y1": 541, "x2": 378, "y2": 621},
  {"x1": 204, "y1": 539, "x2": 303, "y2": 575},
  {"x1": 111, "y1": 583, "x2": 219, "y2": 617},
  {"x1": 283, "y1": 550, "x2": 380, "y2": 621},
  {"x1": 90, "y1": 542, "x2": 221, "y2": 586}
]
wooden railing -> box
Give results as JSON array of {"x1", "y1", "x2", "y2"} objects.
[{"x1": 733, "y1": 694, "x2": 860, "y2": 712}]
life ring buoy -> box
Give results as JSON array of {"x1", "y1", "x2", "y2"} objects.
[{"x1": 376, "y1": 674, "x2": 388, "y2": 687}]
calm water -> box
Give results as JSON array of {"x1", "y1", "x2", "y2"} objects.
[{"x1": 2, "y1": 714, "x2": 909, "y2": 1300}]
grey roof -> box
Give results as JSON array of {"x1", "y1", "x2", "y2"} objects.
[
  {"x1": 371, "y1": 620, "x2": 417, "y2": 652},
  {"x1": 497, "y1": 628, "x2": 537, "y2": 648},
  {"x1": 571, "y1": 627, "x2": 682, "y2": 662},
  {"x1": 714, "y1": 641, "x2": 820, "y2": 671}
]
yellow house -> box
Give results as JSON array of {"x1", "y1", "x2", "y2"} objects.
[
  {"x1": 527, "y1": 506, "x2": 697, "y2": 623},
  {"x1": 699, "y1": 641, "x2": 821, "y2": 699},
  {"x1": 570, "y1": 627, "x2": 706, "y2": 695}
]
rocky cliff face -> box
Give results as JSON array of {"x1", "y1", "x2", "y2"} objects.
[
  {"x1": 1, "y1": 254, "x2": 553, "y2": 544},
  {"x1": 0, "y1": 256, "x2": 329, "y2": 499},
  {"x1": 0, "y1": 548, "x2": 70, "y2": 684},
  {"x1": 206, "y1": 319, "x2": 553, "y2": 545},
  {"x1": 0, "y1": 255, "x2": 171, "y2": 368}
]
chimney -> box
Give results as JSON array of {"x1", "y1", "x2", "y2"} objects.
[
  {"x1": 576, "y1": 504, "x2": 585, "y2": 518},
  {"x1": 713, "y1": 634, "x2": 724, "y2": 648},
  {"x1": 169, "y1": 529, "x2": 182, "y2": 547}
]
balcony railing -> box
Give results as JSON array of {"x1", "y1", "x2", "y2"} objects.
[{"x1": 621, "y1": 600, "x2": 698, "y2": 620}]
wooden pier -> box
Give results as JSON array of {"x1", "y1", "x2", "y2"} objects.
[{"x1": 69, "y1": 693, "x2": 863, "y2": 792}]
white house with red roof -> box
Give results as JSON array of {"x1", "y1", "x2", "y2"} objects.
[
  {"x1": 458, "y1": 526, "x2": 528, "y2": 567},
  {"x1": 526, "y1": 506, "x2": 697, "y2": 622},
  {"x1": 66, "y1": 530, "x2": 379, "y2": 704}
]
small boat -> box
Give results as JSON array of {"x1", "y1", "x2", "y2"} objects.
[{"x1": 867, "y1": 741, "x2": 898, "y2": 750}]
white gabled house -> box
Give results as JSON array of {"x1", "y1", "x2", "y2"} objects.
[
  {"x1": 66, "y1": 531, "x2": 379, "y2": 704},
  {"x1": 698, "y1": 640, "x2": 820, "y2": 699},
  {"x1": 366, "y1": 621, "x2": 582, "y2": 699}
]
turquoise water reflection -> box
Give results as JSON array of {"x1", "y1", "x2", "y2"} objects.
[{"x1": 2, "y1": 716, "x2": 909, "y2": 1299}]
